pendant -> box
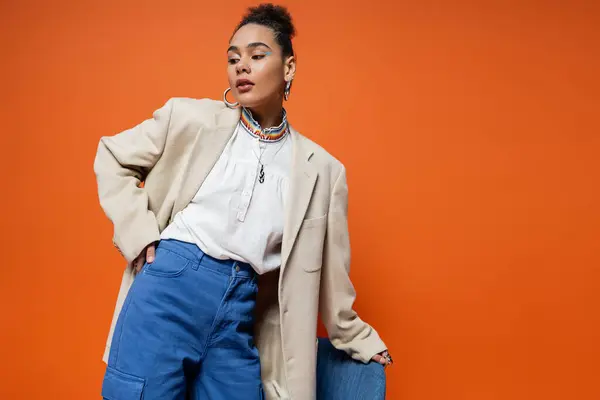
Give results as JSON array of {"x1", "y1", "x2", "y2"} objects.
[{"x1": 259, "y1": 164, "x2": 265, "y2": 183}]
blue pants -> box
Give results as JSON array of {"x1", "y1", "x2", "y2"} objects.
[{"x1": 102, "y1": 239, "x2": 264, "y2": 399}]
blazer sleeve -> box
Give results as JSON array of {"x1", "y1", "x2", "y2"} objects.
[
  {"x1": 319, "y1": 165, "x2": 388, "y2": 363},
  {"x1": 93, "y1": 98, "x2": 174, "y2": 263}
]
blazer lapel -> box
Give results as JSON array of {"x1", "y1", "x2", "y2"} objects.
[
  {"x1": 281, "y1": 128, "x2": 318, "y2": 268},
  {"x1": 171, "y1": 106, "x2": 240, "y2": 218}
]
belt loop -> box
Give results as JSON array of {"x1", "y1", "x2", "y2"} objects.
[{"x1": 192, "y1": 252, "x2": 206, "y2": 271}]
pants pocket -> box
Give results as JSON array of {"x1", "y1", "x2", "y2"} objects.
[
  {"x1": 144, "y1": 248, "x2": 190, "y2": 277},
  {"x1": 102, "y1": 366, "x2": 145, "y2": 400}
]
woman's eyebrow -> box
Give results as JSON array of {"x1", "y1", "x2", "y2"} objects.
[
  {"x1": 227, "y1": 42, "x2": 273, "y2": 53},
  {"x1": 247, "y1": 42, "x2": 272, "y2": 51}
]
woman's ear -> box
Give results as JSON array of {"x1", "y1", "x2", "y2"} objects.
[{"x1": 284, "y1": 55, "x2": 296, "y2": 82}]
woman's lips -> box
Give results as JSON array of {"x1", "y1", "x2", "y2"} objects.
[
  {"x1": 236, "y1": 79, "x2": 254, "y2": 93},
  {"x1": 237, "y1": 84, "x2": 254, "y2": 93}
]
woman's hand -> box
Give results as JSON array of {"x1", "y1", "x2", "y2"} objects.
[
  {"x1": 133, "y1": 243, "x2": 157, "y2": 273},
  {"x1": 372, "y1": 350, "x2": 393, "y2": 368}
]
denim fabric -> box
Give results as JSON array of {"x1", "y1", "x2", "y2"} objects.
[
  {"x1": 316, "y1": 338, "x2": 386, "y2": 400},
  {"x1": 102, "y1": 239, "x2": 264, "y2": 400}
]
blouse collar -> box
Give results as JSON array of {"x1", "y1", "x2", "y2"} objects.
[{"x1": 239, "y1": 107, "x2": 289, "y2": 143}]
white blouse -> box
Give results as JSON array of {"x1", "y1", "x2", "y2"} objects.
[{"x1": 160, "y1": 122, "x2": 292, "y2": 274}]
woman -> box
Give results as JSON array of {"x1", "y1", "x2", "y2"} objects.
[{"x1": 95, "y1": 4, "x2": 391, "y2": 399}]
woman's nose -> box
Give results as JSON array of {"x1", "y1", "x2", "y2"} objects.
[{"x1": 236, "y1": 60, "x2": 251, "y2": 75}]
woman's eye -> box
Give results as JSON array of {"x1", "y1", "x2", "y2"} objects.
[
  {"x1": 252, "y1": 54, "x2": 266, "y2": 60},
  {"x1": 228, "y1": 58, "x2": 239, "y2": 65}
]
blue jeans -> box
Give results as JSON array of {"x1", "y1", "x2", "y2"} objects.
[{"x1": 102, "y1": 239, "x2": 264, "y2": 399}]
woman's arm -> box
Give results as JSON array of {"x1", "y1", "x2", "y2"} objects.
[
  {"x1": 319, "y1": 165, "x2": 388, "y2": 363},
  {"x1": 93, "y1": 98, "x2": 174, "y2": 263}
]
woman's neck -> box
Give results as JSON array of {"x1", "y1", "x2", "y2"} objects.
[{"x1": 247, "y1": 100, "x2": 284, "y2": 129}]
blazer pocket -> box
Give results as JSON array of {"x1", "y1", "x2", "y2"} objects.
[
  {"x1": 300, "y1": 214, "x2": 327, "y2": 272},
  {"x1": 301, "y1": 214, "x2": 327, "y2": 229}
]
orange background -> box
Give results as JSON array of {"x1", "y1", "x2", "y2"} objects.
[{"x1": 1, "y1": 0, "x2": 599, "y2": 399}]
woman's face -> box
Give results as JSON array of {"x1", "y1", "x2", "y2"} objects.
[{"x1": 227, "y1": 23, "x2": 294, "y2": 109}]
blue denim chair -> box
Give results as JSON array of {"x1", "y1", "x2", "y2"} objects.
[{"x1": 316, "y1": 337, "x2": 386, "y2": 400}]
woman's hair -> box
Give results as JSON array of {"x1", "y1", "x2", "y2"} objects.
[{"x1": 234, "y1": 3, "x2": 296, "y2": 58}]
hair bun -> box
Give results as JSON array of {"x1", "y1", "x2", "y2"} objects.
[
  {"x1": 245, "y1": 3, "x2": 296, "y2": 39},
  {"x1": 235, "y1": 3, "x2": 297, "y2": 57}
]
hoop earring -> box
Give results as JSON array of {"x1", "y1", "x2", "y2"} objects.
[
  {"x1": 223, "y1": 88, "x2": 239, "y2": 109},
  {"x1": 284, "y1": 80, "x2": 292, "y2": 101}
]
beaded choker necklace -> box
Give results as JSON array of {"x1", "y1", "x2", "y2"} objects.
[{"x1": 240, "y1": 107, "x2": 289, "y2": 142}]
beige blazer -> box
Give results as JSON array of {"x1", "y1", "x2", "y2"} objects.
[{"x1": 94, "y1": 97, "x2": 386, "y2": 400}]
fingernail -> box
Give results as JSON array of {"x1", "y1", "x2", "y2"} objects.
[{"x1": 148, "y1": 257, "x2": 154, "y2": 263}]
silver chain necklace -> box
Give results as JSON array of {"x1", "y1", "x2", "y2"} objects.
[{"x1": 251, "y1": 134, "x2": 289, "y2": 184}]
